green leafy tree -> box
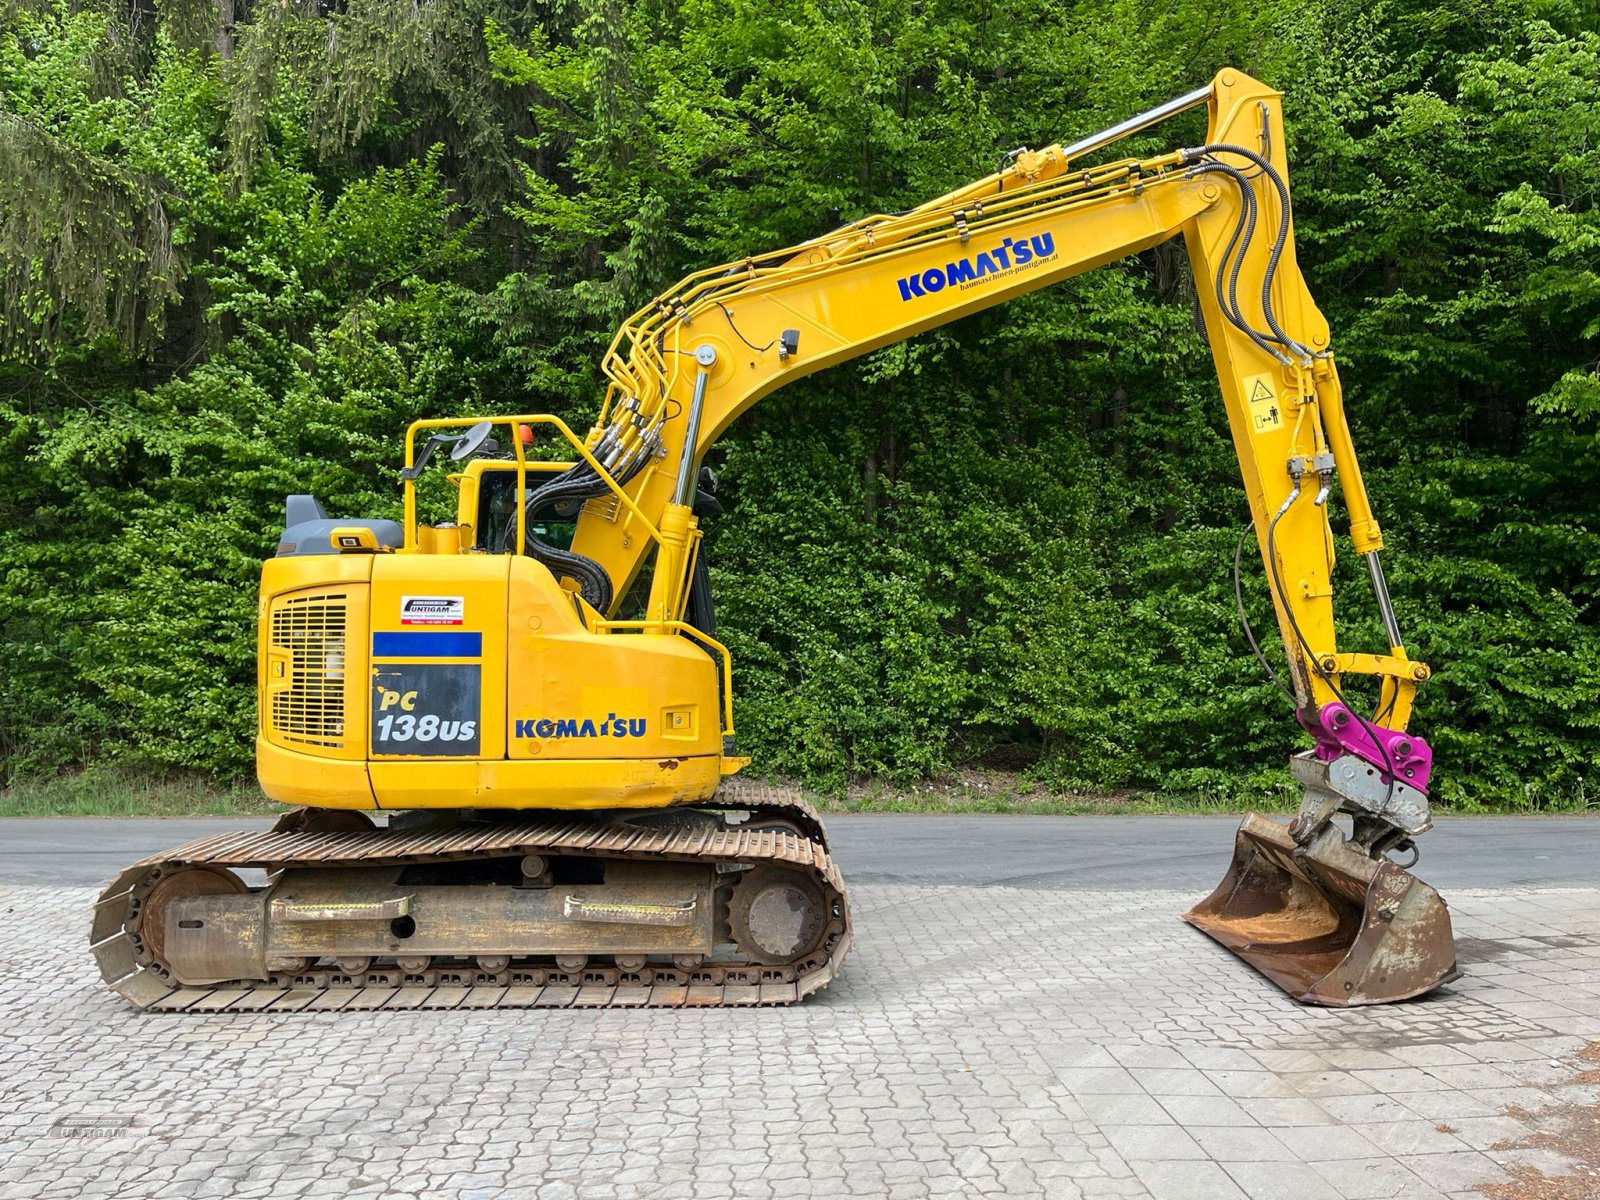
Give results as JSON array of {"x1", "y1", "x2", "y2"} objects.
[{"x1": 1, "y1": 0, "x2": 1596, "y2": 808}]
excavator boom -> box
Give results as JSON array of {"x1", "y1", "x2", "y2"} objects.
[{"x1": 90, "y1": 70, "x2": 1457, "y2": 1013}]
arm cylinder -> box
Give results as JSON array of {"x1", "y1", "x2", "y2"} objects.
[{"x1": 1061, "y1": 85, "x2": 1213, "y2": 161}]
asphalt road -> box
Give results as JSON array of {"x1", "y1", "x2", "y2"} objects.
[{"x1": 1, "y1": 812, "x2": 1594, "y2": 891}]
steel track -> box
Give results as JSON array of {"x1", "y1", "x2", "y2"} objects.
[{"x1": 90, "y1": 792, "x2": 851, "y2": 1012}]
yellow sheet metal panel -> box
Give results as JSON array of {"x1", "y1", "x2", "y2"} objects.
[
  {"x1": 367, "y1": 554, "x2": 509, "y2": 762},
  {"x1": 258, "y1": 554, "x2": 373, "y2": 761},
  {"x1": 367, "y1": 755, "x2": 722, "y2": 810},
  {"x1": 502, "y1": 556, "x2": 721, "y2": 763},
  {"x1": 256, "y1": 738, "x2": 375, "y2": 808}
]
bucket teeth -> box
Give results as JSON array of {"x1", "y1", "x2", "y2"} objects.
[{"x1": 1183, "y1": 813, "x2": 1459, "y2": 1006}]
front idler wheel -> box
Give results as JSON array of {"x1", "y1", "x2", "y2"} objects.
[
  {"x1": 138, "y1": 866, "x2": 250, "y2": 979},
  {"x1": 728, "y1": 866, "x2": 827, "y2": 965}
]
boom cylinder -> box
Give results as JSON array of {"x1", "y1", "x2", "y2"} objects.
[{"x1": 674, "y1": 346, "x2": 717, "y2": 506}]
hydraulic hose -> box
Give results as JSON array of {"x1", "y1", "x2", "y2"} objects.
[
  {"x1": 501, "y1": 452, "x2": 653, "y2": 614},
  {"x1": 1264, "y1": 489, "x2": 1399, "y2": 817},
  {"x1": 1186, "y1": 159, "x2": 1287, "y2": 365},
  {"x1": 1190, "y1": 144, "x2": 1317, "y2": 362}
]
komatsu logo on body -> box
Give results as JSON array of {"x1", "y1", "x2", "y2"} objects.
[
  {"x1": 516, "y1": 715, "x2": 647, "y2": 740},
  {"x1": 896, "y1": 232, "x2": 1057, "y2": 301}
]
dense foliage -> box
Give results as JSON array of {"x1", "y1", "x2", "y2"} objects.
[{"x1": 2, "y1": 0, "x2": 1597, "y2": 806}]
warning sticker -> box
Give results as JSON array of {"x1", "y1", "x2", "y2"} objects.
[
  {"x1": 1244, "y1": 373, "x2": 1283, "y2": 434},
  {"x1": 400, "y1": 595, "x2": 464, "y2": 626}
]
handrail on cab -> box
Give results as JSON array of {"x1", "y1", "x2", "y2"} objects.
[{"x1": 401, "y1": 414, "x2": 664, "y2": 556}]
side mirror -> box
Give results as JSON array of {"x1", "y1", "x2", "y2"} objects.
[
  {"x1": 402, "y1": 421, "x2": 498, "y2": 481},
  {"x1": 450, "y1": 421, "x2": 495, "y2": 462}
]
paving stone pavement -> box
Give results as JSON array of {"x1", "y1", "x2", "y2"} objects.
[{"x1": 2, "y1": 880, "x2": 1597, "y2": 1200}]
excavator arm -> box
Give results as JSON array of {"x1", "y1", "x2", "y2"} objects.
[
  {"x1": 559, "y1": 75, "x2": 1425, "y2": 728},
  {"x1": 548, "y1": 73, "x2": 1425, "y2": 782},
  {"x1": 521, "y1": 68, "x2": 1457, "y2": 1004}
]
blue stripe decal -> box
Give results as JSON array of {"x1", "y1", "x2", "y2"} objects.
[{"x1": 372, "y1": 631, "x2": 482, "y2": 658}]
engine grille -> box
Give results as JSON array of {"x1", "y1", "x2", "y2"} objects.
[{"x1": 268, "y1": 593, "x2": 348, "y2": 747}]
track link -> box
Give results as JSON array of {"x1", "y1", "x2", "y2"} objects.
[{"x1": 90, "y1": 794, "x2": 849, "y2": 1012}]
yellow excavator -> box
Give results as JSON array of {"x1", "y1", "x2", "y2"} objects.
[{"x1": 91, "y1": 68, "x2": 1458, "y2": 1012}]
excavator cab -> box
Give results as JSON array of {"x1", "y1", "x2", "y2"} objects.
[{"x1": 466, "y1": 460, "x2": 578, "y2": 554}]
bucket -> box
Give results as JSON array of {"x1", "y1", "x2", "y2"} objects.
[{"x1": 1183, "y1": 814, "x2": 1459, "y2": 1005}]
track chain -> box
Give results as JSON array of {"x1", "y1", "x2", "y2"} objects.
[
  {"x1": 89, "y1": 793, "x2": 849, "y2": 1012},
  {"x1": 701, "y1": 779, "x2": 831, "y2": 847}
]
